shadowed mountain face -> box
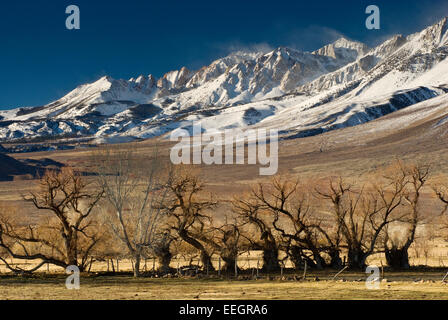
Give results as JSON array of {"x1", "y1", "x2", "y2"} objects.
[
  {"x1": 0, "y1": 153, "x2": 64, "y2": 181},
  {"x1": 0, "y1": 153, "x2": 37, "y2": 181},
  {"x1": 0, "y1": 18, "x2": 447, "y2": 145}
]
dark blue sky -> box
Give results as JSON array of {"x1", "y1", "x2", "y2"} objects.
[{"x1": 0, "y1": 0, "x2": 447, "y2": 109}]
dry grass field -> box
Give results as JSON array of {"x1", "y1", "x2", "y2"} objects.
[{"x1": 1, "y1": 271, "x2": 448, "y2": 300}]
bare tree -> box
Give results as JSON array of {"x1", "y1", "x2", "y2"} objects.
[
  {"x1": 233, "y1": 190, "x2": 281, "y2": 273},
  {"x1": 192, "y1": 215, "x2": 243, "y2": 273},
  {"x1": 212, "y1": 220, "x2": 243, "y2": 273},
  {"x1": 0, "y1": 167, "x2": 103, "y2": 273},
  {"x1": 317, "y1": 173, "x2": 407, "y2": 269},
  {"x1": 161, "y1": 166, "x2": 217, "y2": 271},
  {"x1": 94, "y1": 145, "x2": 169, "y2": 277},
  {"x1": 152, "y1": 230, "x2": 174, "y2": 273},
  {"x1": 433, "y1": 177, "x2": 448, "y2": 255},
  {"x1": 251, "y1": 179, "x2": 334, "y2": 269},
  {"x1": 384, "y1": 162, "x2": 430, "y2": 269}
]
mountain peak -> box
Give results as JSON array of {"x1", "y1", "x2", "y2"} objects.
[
  {"x1": 333, "y1": 37, "x2": 363, "y2": 47},
  {"x1": 312, "y1": 37, "x2": 368, "y2": 60},
  {"x1": 332, "y1": 37, "x2": 369, "y2": 54},
  {"x1": 270, "y1": 46, "x2": 298, "y2": 56},
  {"x1": 406, "y1": 16, "x2": 448, "y2": 50},
  {"x1": 98, "y1": 75, "x2": 113, "y2": 82},
  {"x1": 157, "y1": 66, "x2": 193, "y2": 90},
  {"x1": 439, "y1": 16, "x2": 448, "y2": 24}
]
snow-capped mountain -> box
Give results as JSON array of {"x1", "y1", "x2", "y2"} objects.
[{"x1": 1, "y1": 18, "x2": 448, "y2": 144}]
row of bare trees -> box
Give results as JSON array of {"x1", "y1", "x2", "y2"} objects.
[{"x1": 1, "y1": 149, "x2": 448, "y2": 276}]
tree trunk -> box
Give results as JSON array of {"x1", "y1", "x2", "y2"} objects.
[
  {"x1": 262, "y1": 245, "x2": 280, "y2": 272},
  {"x1": 385, "y1": 246, "x2": 410, "y2": 270},
  {"x1": 199, "y1": 250, "x2": 214, "y2": 272},
  {"x1": 65, "y1": 235, "x2": 78, "y2": 268},
  {"x1": 347, "y1": 248, "x2": 367, "y2": 270},
  {"x1": 260, "y1": 231, "x2": 280, "y2": 272},
  {"x1": 179, "y1": 230, "x2": 215, "y2": 271},
  {"x1": 288, "y1": 246, "x2": 317, "y2": 270},
  {"x1": 311, "y1": 249, "x2": 326, "y2": 270},
  {"x1": 288, "y1": 246, "x2": 306, "y2": 270},
  {"x1": 221, "y1": 252, "x2": 238, "y2": 273},
  {"x1": 133, "y1": 254, "x2": 141, "y2": 277},
  {"x1": 221, "y1": 257, "x2": 235, "y2": 273},
  {"x1": 155, "y1": 246, "x2": 173, "y2": 273},
  {"x1": 328, "y1": 249, "x2": 343, "y2": 269}
]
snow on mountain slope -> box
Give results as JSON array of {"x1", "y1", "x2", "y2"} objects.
[
  {"x1": 1, "y1": 18, "x2": 448, "y2": 144},
  {"x1": 292, "y1": 35, "x2": 407, "y2": 97},
  {"x1": 157, "y1": 41, "x2": 368, "y2": 111},
  {"x1": 0, "y1": 76, "x2": 158, "y2": 122},
  {"x1": 321, "y1": 91, "x2": 448, "y2": 148},
  {"x1": 185, "y1": 51, "x2": 264, "y2": 89},
  {"x1": 255, "y1": 84, "x2": 447, "y2": 137}
]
